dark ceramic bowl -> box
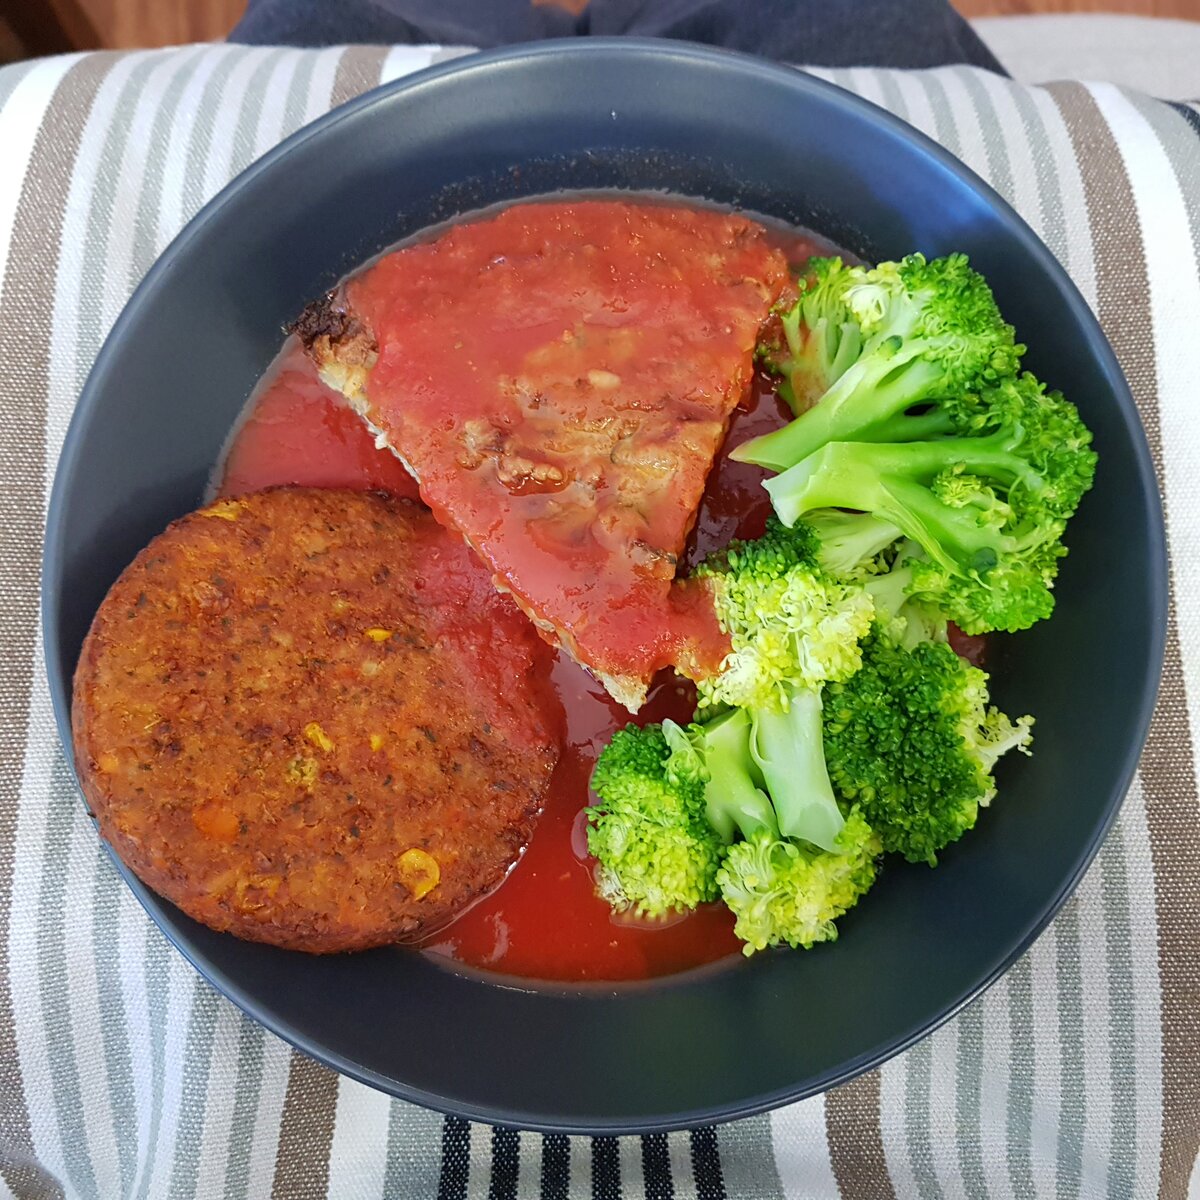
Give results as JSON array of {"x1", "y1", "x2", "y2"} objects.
[{"x1": 43, "y1": 40, "x2": 1165, "y2": 1132}]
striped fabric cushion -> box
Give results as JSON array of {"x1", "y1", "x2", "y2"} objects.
[{"x1": 0, "y1": 44, "x2": 1197, "y2": 1200}]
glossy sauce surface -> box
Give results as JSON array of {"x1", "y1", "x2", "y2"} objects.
[
  {"x1": 346, "y1": 201, "x2": 791, "y2": 691},
  {"x1": 218, "y1": 347, "x2": 786, "y2": 979},
  {"x1": 217, "y1": 209, "x2": 983, "y2": 981},
  {"x1": 220, "y1": 342, "x2": 421, "y2": 501}
]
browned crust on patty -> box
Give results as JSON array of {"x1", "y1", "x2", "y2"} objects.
[
  {"x1": 71, "y1": 488, "x2": 560, "y2": 953},
  {"x1": 288, "y1": 287, "x2": 363, "y2": 349}
]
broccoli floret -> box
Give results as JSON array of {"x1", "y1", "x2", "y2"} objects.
[
  {"x1": 692, "y1": 705, "x2": 880, "y2": 952},
  {"x1": 762, "y1": 374, "x2": 1097, "y2": 633},
  {"x1": 673, "y1": 516, "x2": 884, "y2": 857},
  {"x1": 801, "y1": 514, "x2": 945, "y2": 646},
  {"x1": 822, "y1": 629, "x2": 1033, "y2": 865},
  {"x1": 586, "y1": 723, "x2": 724, "y2": 917},
  {"x1": 588, "y1": 699, "x2": 882, "y2": 952},
  {"x1": 717, "y1": 808, "x2": 881, "y2": 954},
  {"x1": 693, "y1": 518, "x2": 875, "y2": 712},
  {"x1": 767, "y1": 257, "x2": 867, "y2": 413},
  {"x1": 738, "y1": 253, "x2": 1023, "y2": 471},
  {"x1": 587, "y1": 515, "x2": 881, "y2": 933},
  {"x1": 941, "y1": 370, "x2": 1098, "y2": 519},
  {"x1": 861, "y1": 545, "x2": 949, "y2": 648}
]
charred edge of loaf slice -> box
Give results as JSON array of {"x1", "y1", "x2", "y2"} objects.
[
  {"x1": 289, "y1": 289, "x2": 378, "y2": 408},
  {"x1": 292, "y1": 292, "x2": 654, "y2": 714}
]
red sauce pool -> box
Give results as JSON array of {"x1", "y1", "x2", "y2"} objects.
[
  {"x1": 217, "y1": 345, "x2": 787, "y2": 980},
  {"x1": 215, "y1": 213, "x2": 984, "y2": 982},
  {"x1": 219, "y1": 342, "x2": 422, "y2": 500}
]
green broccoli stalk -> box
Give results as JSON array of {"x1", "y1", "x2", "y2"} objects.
[
  {"x1": 737, "y1": 253, "x2": 1023, "y2": 471},
  {"x1": 762, "y1": 374, "x2": 1097, "y2": 633},
  {"x1": 586, "y1": 723, "x2": 724, "y2": 917},
  {"x1": 689, "y1": 708, "x2": 774, "y2": 844},
  {"x1": 688, "y1": 704, "x2": 881, "y2": 954},
  {"x1": 823, "y1": 629, "x2": 1033, "y2": 866},
  {"x1": 749, "y1": 687, "x2": 846, "y2": 851},
  {"x1": 684, "y1": 694, "x2": 848, "y2": 856},
  {"x1": 804, "y1": 509, "x2": 903, "y2": 579}
]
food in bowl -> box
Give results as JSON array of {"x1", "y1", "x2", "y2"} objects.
[
  {"x1": 71, "y1": 195, "x2": 1097, "y2": 977},
  {"x1": 582, "y1": 249, "x2": 1097, "y2": 955}
]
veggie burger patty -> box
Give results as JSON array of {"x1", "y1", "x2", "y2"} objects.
[{"x1": 71, "y1": 488, "x2": 561, "y2": 953}]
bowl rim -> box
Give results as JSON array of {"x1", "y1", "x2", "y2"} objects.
[{"x1": 42, "y1": 37, "x2": 1168, "y2": 1132}]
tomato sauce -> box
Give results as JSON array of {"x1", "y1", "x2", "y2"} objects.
[
  {"x1": 423, "y1": 664, "x2": 744, "y2": 980},
  {"x1": 219, "y1": 342, "x2": 421, "y2": 500},
  {"x1": 342, "y1": 201, "x2": 791, "y2": 694},
  {"x1": 214, "y1": 205, "x2": 980, "y2": 983}
]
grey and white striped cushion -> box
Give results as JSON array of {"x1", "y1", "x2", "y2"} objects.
[{"x1": 0, "y1": 44, "x2": 1196, "y2": 1200}]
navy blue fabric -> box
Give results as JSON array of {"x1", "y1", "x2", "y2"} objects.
[{"x1": 229, "y1": 0, "x2": 1007, "y2": 74}]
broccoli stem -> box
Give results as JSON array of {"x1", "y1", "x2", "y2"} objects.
[
  {"x1": 780, "y1": 305, "x2": 803, "y2": 363},
  {"x1": 863, "y1": 558, "x2": 949, "y2": 647},
  {"x1": 806, "y1": 510, "x2": 902, "y2": 577},
  {"x1": 734, "y1": 345, "x2": 944, "y2": 471},
  {"x1": 825, "y1": 323, "x2": 865, "y2": 391},
  {"x1": 860, "y1": 408, "x2": 957, "y2": 443},
  {"x1": 864, "y1": 561, "x2": 917, "y2": 617},
  {"x1": 765, "y1": 442, "x2": 1025, "y2": 573},
  {"x1": 750, "y1": 687, "x2": 846, "y2": 852},
  {"x1": 692, "y1": 691, "x2": 848, "y2": 857},
  {"x1": 697, "y1": 709, "x2": 775, "y2": 843},
  {"x1": 813, "y1": 431, "x2": 1040, "y2": 490}
]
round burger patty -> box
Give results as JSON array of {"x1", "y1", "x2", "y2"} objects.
[{"x1": 72, "y1": 488, "x2": 561, "y2": 953}]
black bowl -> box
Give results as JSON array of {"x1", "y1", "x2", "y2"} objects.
[{"x1": 43, "y1": 40, "x2": 1165, "y2": 1132}]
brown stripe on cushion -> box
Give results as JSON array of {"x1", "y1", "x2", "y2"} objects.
[
  {"x1": 825, "y1": 1071, "x2": 896, "y2": 1200},
  {"x1": 329, "y1": 45, "x2": 390, "y2": 109},
  {"x1": 0, "y1": 52, "x2": 121, "y2": 1200},
  {"x1": 270, "y1": 1053, "x2": 339, "y2": 1199},
  {"x1": 1047, "y1": 81, "x2": 1200, "y2": 1200}
]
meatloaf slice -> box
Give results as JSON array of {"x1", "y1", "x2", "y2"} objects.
[{"x1": 297, "y1": 200, "x2": 787, "y2": 710}]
